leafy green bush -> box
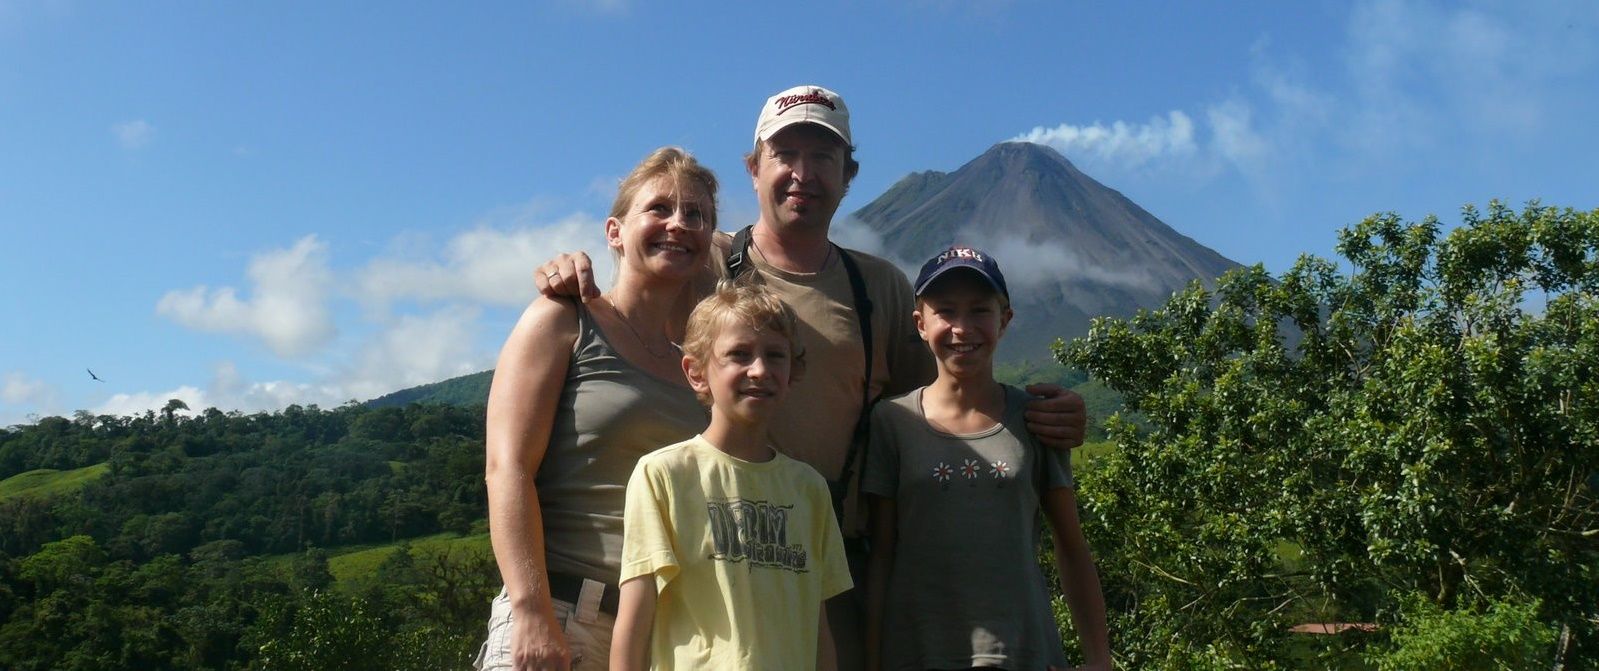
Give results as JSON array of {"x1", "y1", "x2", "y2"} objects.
[
  {"x1": 1061, "y1": 202, "x2": 1598, "y2": 668},
  {"x1": 1371, "y1": 594, "x2": 1557, "y2": 670}
]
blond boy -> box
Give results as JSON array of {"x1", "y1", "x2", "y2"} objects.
[{"x1": 612, "y1": 281, "x2": 852, "y2": 671}]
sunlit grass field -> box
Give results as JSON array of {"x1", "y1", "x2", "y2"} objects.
[
  {"x1": 326, "y1": 532, "x2": 493, "y2": 584},
  {"x1": 0, "y1": 462, "x2": 109, "y2": 501}
]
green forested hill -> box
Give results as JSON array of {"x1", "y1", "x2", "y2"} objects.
[
  {"x1": 365, "y1": 370, "x2": 494, "y2": 408},
  {"x1": 0, "y1": 404, "x2": 494, "y2": 669}
]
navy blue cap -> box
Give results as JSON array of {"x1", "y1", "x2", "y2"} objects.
[{"x1": 913, "y1": 245, "x2": 1009, "y2": 301}]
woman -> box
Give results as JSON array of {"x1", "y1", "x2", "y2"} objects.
[{"x1": 476, "y1": 148, "x2": 717, "y2": 671}]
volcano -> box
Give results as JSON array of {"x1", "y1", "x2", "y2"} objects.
[{"x1": 848, "y1": 141, "x2": 1241, "y2": 361}]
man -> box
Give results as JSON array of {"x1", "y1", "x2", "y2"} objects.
[{"x1": 534, "y1": 85, "x2": 1087, "y2": 669}]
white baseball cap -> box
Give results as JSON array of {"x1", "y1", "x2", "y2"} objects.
[{"x1": 753, "y1": 84, "x2": 852, "y2": 148}]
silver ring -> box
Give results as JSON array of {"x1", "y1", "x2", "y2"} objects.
[{"x1": 546, "y1": 271, "x2": 560, "y2": 279}]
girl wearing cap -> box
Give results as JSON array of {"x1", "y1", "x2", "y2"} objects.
[
  {"x1": 477, "y1": 147, "x2": 716, "y2": 671},
  {"x1": 861, "y1": 246, "x2": 1111, "y2": 671}
]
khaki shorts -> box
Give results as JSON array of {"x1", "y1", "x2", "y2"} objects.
[{"x1": 474, "y1": 584, "x2": 615, "y2": 670}]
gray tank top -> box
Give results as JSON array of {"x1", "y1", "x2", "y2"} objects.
[{"x1": 536, "y1": 303, "x2": 706, "y2": 585}]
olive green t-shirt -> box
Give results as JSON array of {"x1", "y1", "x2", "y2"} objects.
[
  {"x1": 535, "y1": 304, "x2": 708, "y2": 585},
  {"x1": 860, "y1": 386, "x2": 1074, "y2": 670}
]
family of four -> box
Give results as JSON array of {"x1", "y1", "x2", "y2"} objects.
[{"x1": 476, "y1": 84, "x2": 1112, "y2": 671}]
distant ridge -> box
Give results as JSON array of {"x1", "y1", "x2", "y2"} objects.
[
  {"x1": 366, "y1": 370, "x2": 492, "y2": 408},
  {"x1": 850, "y1": 141, "x2": 1240, "y2": 360}
]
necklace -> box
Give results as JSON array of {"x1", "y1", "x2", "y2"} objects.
[
  {"x1": 605, "y1": 297, "x2": 680, "y2": 359},
  {"x1": 752, "y1": 235, "x2": 833, "y2": 273}
]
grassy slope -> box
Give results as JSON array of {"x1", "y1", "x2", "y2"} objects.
[
  {"x1": 258, "y1": 532, "x2": 495, "y2": 587},
  {"x1": 327, "y1": 532, "x2": 494, "y2": 584},
  {"x1": 0, "y1": 463, "x2": 110, "y2": 501},
  {"x1": 1069, "y1": 440, "x2": 1114, "y2": 467}
]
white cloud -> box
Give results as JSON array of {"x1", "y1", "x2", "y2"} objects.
[
  {"x1": 1013, "y1": 105, "x2": 1275, "y2": 185},
  {"x1": 1247, "y1": 54, "x2": 1332, "y2": 155},
  {"x1": 338, "y1": 306, "x2": 489, "y2": 401},
  {"x1": 142, "y1": 202, "x2": 616, "y2": 414},
  {"x1": 354, "y1": 212, "x2": 613, "y2": 310},
  {"x1": 88, "y1": 378, "x2": 337, "y2": 420},
  {"x1": 830, "y1": 217, "x2": 889, "y2": 259},
  {"x1": 2, "y1": 372, "x2": 53, "y2": 405},
  {"x1": 1013, "y1": 111, "x2": 1197, "y2": 171},
  {"x1": 1342, "y1": 0, "x2": 1599, "y2": 152},
  {"x1": 1, "y1": 370, "x2": 62, "y2": 422},
  {"x1": 112, "y1": 119, "x2": 154, "y2": 149},
  {"x1": 1343, "y1": 0, "x2": 1449, "y2": 153},
  {"x1": 1205, "y1": 100, "x2": 1270, "y2": 176},
  {"x1": 99, "y1": 306, "x2": 491, "y2": 417},
  {"x1": 1, "y1": 372, "x2": 62, "y2": 425},
  {"x1": 94, "y1": 385, "x2": 207, "y2": 418},
  {"x1": 157, "y1": 235, "x2": 336, "y2": 357},
  {"x1": 986, "y1": 236, "x2": 1158, "y2": 293},
  {"x1": 206, "y1": 361, "x2": 348, "y2": 411},
  {"x1": 825, "y1": 221, "x2": 1158, "y2": 296},
  {"x1": 1012, "y1": 0, "x2": 1597, "y2": 190}
]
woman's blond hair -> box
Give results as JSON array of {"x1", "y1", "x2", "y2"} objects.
[{"x1": 609, "y1": 146, "x2": 719, "y2": 226}]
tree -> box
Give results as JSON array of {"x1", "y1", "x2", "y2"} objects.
[
  {"x1": 1371, "y1": 594, "x2": 1556, "y2": 670},
  {"x1": 1061, "y1": 202, "x2": 1598, "y2": 668},
  {"x1": 248, "y1": 590, "x2": 390, "y2": 671},
  {"x1": 17, "y1": 535, "x2": 105, "y2": 593},
  {"x1": 290, "y1": 548, "x2": 333, "y2": 592},
  {"x1": 3, "y1": 536, "x2": 112, "y2": 670},
  {"x1": 160, "y1": 398, "x2": 190, "y2": 424}
]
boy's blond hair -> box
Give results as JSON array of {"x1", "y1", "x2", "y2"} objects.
[{"x1": 681, "y1": 279, "x2": 806, "y2": 405}]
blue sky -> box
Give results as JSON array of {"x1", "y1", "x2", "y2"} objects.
[{"x1": 2, "y1": 0, "x2": 1596, "y2": 425}]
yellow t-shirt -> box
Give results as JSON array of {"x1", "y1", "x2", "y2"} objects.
[{"x1": 621, "y1": 435, "x2": 853, "y2": 670}]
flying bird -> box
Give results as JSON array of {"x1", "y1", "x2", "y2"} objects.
[{"x1": 87, "y1": 368, "x2": 104, "y2": 382}]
